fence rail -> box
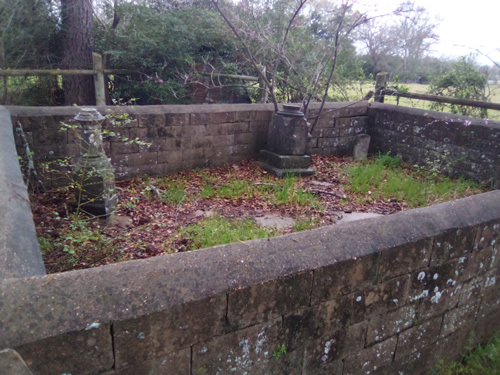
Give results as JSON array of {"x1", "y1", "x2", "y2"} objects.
[{"x1": 375, "y1": 72, "x2": 500, "y2": 113}]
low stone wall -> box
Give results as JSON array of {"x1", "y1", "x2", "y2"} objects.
[
  {"x1": 1, "y1": 191, "x2": 499, "y2": 374},
  {"x1": 2, "y1": 103, "x2": 500, "y2": 374},
  {"x1": 0, "y1": 106, "x2": 45, "y2": 280},
  {"x1": 369, "y1": 103, "x2": 500, "y2": 187},
  {"x1": 7, "y1": 102, "x2": 369, "y2": 187}
]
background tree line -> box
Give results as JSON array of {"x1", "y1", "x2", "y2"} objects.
[{"x1": 0, "y1": 0, "x2": 497, "y2": 108}]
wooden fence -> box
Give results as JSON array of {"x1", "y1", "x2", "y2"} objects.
[
  {"x1": 374, "y1": 72, "x2": 500, "y2": 112},
  {"x1": 0, "y1": 53, "x2": 260, "y2": 106}
]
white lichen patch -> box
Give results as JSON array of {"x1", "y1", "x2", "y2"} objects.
[
  {"x1": 430, "y1": 288, "x2": 442, "y2": 304},
  {"x1": 321, "y1": 338, "x2": 335, "y2": 363},
  {"x1": 85, "y1": 321, "x2": 101, "y2": 331},
  {"x1": 417, "y1": 272, "x2": 426, "y2": 281}
]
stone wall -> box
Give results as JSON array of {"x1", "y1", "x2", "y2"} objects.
[
  {"x1": 2, "y1": 103, "x2": 500, "y2": 374},
  {"x1": 369, "y1": 103, "x2": 500, "y2": 187},
  {"x1": 0, "y1": 106, "x2": 45, "y2": 280},
  {"x1": 7, "y1": 102, "x2": 369, "y2": 187},
  {"x1": 1, "y1": 191, "x2": 499, "y2": 374}
]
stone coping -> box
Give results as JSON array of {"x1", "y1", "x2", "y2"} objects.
[
  {"x1": 369, "y1": 102, "x2": 500, "y2": 128},
  {"x1": 1, "y1": 190, "x2": 499, "y2": 350},
  {"x1": 0, "y1": 106, "x2": 45, "y2": 280},
  {"x1": 5, "y1": 101, "x2": 369, "y2": 117}
]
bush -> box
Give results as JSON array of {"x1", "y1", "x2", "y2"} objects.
[{"x1": 428, "y1": 57, "x2": 489, "y2": 118}]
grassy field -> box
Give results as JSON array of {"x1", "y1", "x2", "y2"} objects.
[{"x1": 345, "y1": 81, "x2": 500, "y2": 121}]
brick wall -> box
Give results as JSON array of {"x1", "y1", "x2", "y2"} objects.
[
  {"x1": 369, "y1": 103, "x2": 500, "y2": 187},
  {"x1": 0, "y1": 191, "x2": 499, "y2": 374},
  {"x1": 8, "y1": 102, "x2": 369, "y2": 188}
]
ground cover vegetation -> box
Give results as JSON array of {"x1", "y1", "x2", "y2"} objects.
[
  {"x1": 1, "y1": 0, "x2": 498, "y2": 117},
  {"x1": 32, "y1": 154, "x2": 487, "y2": 274},
  {"x1": 434, "y1": 331, "x2": 500, "y2": 375}
]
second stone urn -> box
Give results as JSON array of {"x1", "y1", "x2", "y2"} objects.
[{"x1": 258, "y1": 104, "x2": 315, "y2": 177}]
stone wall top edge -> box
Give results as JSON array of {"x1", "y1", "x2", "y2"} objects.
[
  {"x1": 369, "y1": 102, "x2": 500, "y2": 127},
  {"x1": 0, "y1": 106, "x2": 46, "y2": 280},
  {"x1": 1, "y1": 190, "x2": 499, "y2": 349},
  {"x1": 5, "y1": 101, "x2": 369, "y2": 117}
]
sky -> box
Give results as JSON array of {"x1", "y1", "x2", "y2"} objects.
[{"x1": 355, "y1": 0, "x2": 500, "y2": 66}]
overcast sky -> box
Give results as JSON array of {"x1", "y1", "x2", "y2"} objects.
[{"x1": 355, "y1": 0, "x2": 500, "y2": 66}]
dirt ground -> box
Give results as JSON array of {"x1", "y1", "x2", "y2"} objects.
[{"x1": 32, "y1": 155, "x2": 407, "y2": 273}]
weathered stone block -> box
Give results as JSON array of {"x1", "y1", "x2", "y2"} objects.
[
  {"x1": 227, "y1": 272, "x2": 313, "y2": 331},
  {"x1": 191, "y1": 111, "x2": 236, "y2": 125},
  {"x1": 259, "y1": 150, "x2": 311, "y2": 169},
  {"x1": 0, "y1": 349, "x2": 33, "y2": 375},
  {"x1": 249, "y1": 120, "x2": 269, "y2": 133},
  {"x1": 192, "y1": 319, "x2": 302, "y2": 375},
  {"x1": 352, "y1": 274, "x2": 411, "y2": 322},
  {"x1": 113, "y1": 295, "x2": 226, "y2": 368},
  {"x1": 377, "y1": 238, "x2": 433, "y2": 282},
  {"x1": 311, "y1": 253, "x2": 378, "y2": 304},
  {"x1": 282, "y1": 296, "x2": 353, "y2": 354},
  {"x1": 431, "y1": 227, "x2": 476, "y2": 266},
  {"x1": 114, "y1": 152, "x2": 158, "y2": 167},
  {"x1": 441, "y1": 303, "x2": 478, "y2": 337},
  {"x1": 234, "y1": 132, "x2": 259, "y2": 145},
  {"x1": 343, "y1": 336, "x2": 397, "y2": 375},
  {"x1": 15, "y1": 323, "x2": 113, "y2": 375},
  {"x1": 111, "y1": 141, "x2": 140, "y2": 155},
  {"x1": 302, "y1": 320, "x2": 366, "y2": 371},
  {"x1": 165, "y1": 113, "x2": 190, "y2": 127},
  {"x1": 110, "y1": 347, "x2": 190, "y2": 375},
  {"x1": 366, "y1": 304, "x2": 417, "y2": 345},
  {"x1": 395, "y1": 316, "x2": 442, "y2": 361},
  {"x1": 206, "y1": 122, "x2": 248, "y2": 136}
]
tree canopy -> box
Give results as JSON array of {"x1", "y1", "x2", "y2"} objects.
[{"x1": 0, "y1": 0, "x2": 493, "y2": 108}]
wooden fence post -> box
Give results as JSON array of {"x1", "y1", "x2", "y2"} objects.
[
  {"x1": 93, "y1": 53, "x2": 105, "y2": 106},
  {"x1": 259, "y1": 65, "x2": 268, "y2": 103},
  {"x1": 374, "y1": 72, "x2": 388, "y2": 103}
]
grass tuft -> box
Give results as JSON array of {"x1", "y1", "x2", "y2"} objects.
[
  {"x1": 434, "y1": 332, "x2": 500, "y2": 375},
  {"x1": 346, "y1": 153, "x2": 481, "y2": 208},
  {"x1": 175, "y1": 215, "x2": 279, "y2": 250}
]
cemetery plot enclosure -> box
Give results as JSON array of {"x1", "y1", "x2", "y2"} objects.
[{"x1": 0, "y1": 103, "x2": 499, "y2": 374}]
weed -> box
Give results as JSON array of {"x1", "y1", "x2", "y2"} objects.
[
  {"x1": 273, "y1": 344, "x2": 287, "y2": 359},
  {"x1": 293, "y1": 218, "x2": 319, "y2": 232},
  {"x1": 123, "y1": 196, "x2": 140, "y2": 212},
  {"x1": 346, "y1": 154, "x2": 481, "y2": 208},
  {"x1": 274, "y1": 175, "x2": 322, "y2": 208},
  {"x1": 217, "y1": 179, "x2": 255, "y2": 199},
  {"x1": 174, "y1": 215, "x2": 279, "y2": 250},
  {"x1": 38, "y1": 214, "x2": 122, "y2": 271},
  {"x1": 200, "y1": 184, "x2": 216, "y2": 198},
  {"x1": 433, "y1": 331, "x2": 500, "y2": 374},
  {"x1": 162, "y1": 182, "x2": 187, "y2": 205}
]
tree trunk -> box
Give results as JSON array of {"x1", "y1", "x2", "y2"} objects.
[{"x1": 61, "y1": 0, "x2": 95, "y2": 106}]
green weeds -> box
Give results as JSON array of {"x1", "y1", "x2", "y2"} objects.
[
  {"x1": 38, "y1": 214, "x2": 122, "y2": 271},
  {"x1": 346, "y1": 153, "x2": 482, "y2": 208},
  {"x1": 175, "y1": 216, "x2": 279, "y2": 250},
  {"x1": 434, "y1": 332, "x2": 500, "y2": 375},
  {"x1": 273, "y1": 344, "x2": 287, "y2": 359}
]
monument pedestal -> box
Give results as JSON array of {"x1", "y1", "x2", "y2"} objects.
[
  {"x1": 258, "y1": 150, "x2": 314, "y2": 178},
  {"x1": 258, "y1": 104, "x2": 315, "y2": 178}
]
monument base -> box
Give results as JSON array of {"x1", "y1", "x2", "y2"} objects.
[
  {"x1": 258, "y1": 150, "x2": 315, "y2": 178},
  {"x1": 71, "y1": 193, "x2": 119, "y2": 222}
]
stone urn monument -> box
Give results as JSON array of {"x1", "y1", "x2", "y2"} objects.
[
  {"x1": 73, "y1": 108, "x2": 118, "y2": 220},
  {"x1": 258, "y1": 104, "x2": 315, "y2": 177}
]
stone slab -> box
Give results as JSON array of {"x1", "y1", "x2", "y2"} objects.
[
  {"x1": 256, "y1": 161, "x2": 315, "y2": 178},
  {"x1": 0, "y1": 349, "x2": 33, "y2": 375},
  {"x1": 254, "y1": 214, "x2": 296, "y2": 229},
  {"x1": 259, "y1": 149, "x2": 311, "y2": 169}
]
